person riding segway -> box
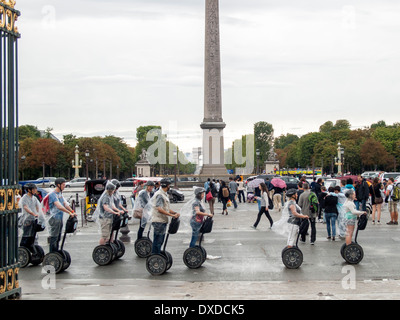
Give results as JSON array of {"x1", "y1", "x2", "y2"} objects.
[
  {"x1": 42, "y1": 178, "x2": 77, "y2": 274},
  {"x1": 340, "y1": 189, "x2": 368, "y2": 264},
  {"x1": 280, "y1": 189, "x2": 309, "y2": 269},
  {"x1": 92, "y1": 181, "x2": 126, "y2": 266},
  {"x1": 18, "y1": 183, "x2": 46, "y2": 268},
  {"x1": 182, "y1": 187, "x2": 213, "y2": 269},
  {"x1": 133, "y1": 181, "x2": 155, "y2": 258},
  {"x1": 143, "y1": 178, "x2": 180, "y2": 275}
]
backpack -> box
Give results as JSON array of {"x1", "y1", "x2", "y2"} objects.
[
  {"x1": 391, "y1": 185, "x2": 400, "y2": 202},
  {"x1": 222, "y1": 187, "x2": 229, "y2": 198},
  {"x1": 308, "y1": 192, "x2": 319, "y2": 214},
  {"x1": 41, "y1": 193, "x2": 50, "y2": 215}
]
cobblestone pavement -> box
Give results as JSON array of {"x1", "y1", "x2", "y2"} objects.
[{"x1": 17, "y1": 188, "x2": 400, "y2": 300}]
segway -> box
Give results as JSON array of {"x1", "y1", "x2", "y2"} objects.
[
  {"x1": 42, "y1": 215, "x2": 78, "y2": 274},
  {"x1": 146, "y1": 218, "x2": 180, "y2": 276},
  {"x1": 92, "y1": 212, "x2": 128, "y2": 266},
  {"x1": 183, "y1": 217, "x2": 213, "y2": 269},
  {"x1": 341, "y1": 214, "x2": 367, "y2": 264},
  {"x1": 18, "y1": 219, "x2": 46, "y2": 268},
  {"x1": 281, "y1": 219, "x2": 309, "y2": 269},
  {"x1": 134, "y1": 224, "x2": 153, "y2": 258}
]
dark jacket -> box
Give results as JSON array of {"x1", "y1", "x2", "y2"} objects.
[
  {"x1": 324, "y1": 194, "x2": 338, "y2": 214},
  {"x1": 357, "y1": 179, "x2": 370, "y2": 200}
]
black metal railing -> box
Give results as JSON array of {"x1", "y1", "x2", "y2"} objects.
[{"x1": 0, "y1": 1, "x2": 21, "y2": 300}]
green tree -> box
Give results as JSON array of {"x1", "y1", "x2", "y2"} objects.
[{"x1": 254, "y1": 121, "x2": 274, "y2": 164}]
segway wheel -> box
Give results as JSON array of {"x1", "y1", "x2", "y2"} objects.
[
  {"x1": 134, "y1": 238, "x2": 152, "y2": 258},
  {"x1": 18, "y1": 247, "x2": 31, "y2": 268},
  {"x1": 340, "y1": 243, "x2": 347, "y2": 259},
  {"x1": 282, "y1": 247, "x2": 303, "y2": 269},
  {"x1": 109, "y1": 242, "x2": 119, "y2": 261},
  {"x1": 198, "y1": 246, "x2": 207, "y2": 263},
  {"x1": 146, "y1": 254, "x2": 167, "y2": 276},
  {"x1": 31, "y1": 245, "x2": 45, "y2": 266},
  {"x1": 115, "y1": 240, "x2": 125, "y2": 259},
  {"x1": 93, "y1": 245, "x2": 114, "y2": 266},
  {"x1": 343, "y1": 243, "x2": 364, "y2": 264},
  {"x1": 61, "y1": 250, "x2": 72, "y2": 271},
  {"x1": 162, "y1": 251, "x2": 173, "y2": 271},
  {"x1": 183, "y1": 247, "x2": 204, "y2": 269},
  {"x1": 42, "y1": 252, "x2": 64, "y2": 274}
]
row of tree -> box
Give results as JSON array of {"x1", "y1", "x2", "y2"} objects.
[
  {"x1": 227, "y1": 120, "x2": 400, "y2": 175},
  {"x1": 18, "y1": 125, "x2": 196, "y2": 181}
]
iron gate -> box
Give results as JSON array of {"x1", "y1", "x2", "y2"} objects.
[{"x1": 0, "y1": 0, "x2": 21, "y2": 300}]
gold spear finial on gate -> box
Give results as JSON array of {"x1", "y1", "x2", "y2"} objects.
[{"x1": 2, "y1": 1, "x2": 16, "y2": 9}]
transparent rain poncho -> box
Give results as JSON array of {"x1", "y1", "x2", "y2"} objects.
[
  {"x1": 271, "y1": 201, "x2": 292, "y2": 237},
  {"x1": 92, "y1": 181, "x2": 119, "y2": 231},
  {"x1": 180, "y1": 191, "x2": 208, "y2": 233},
  {"x1": 133, "y1": 189, "x2": 152, "y2": 220},
  {"x1": 140, "y1": 188, "x2": 171, "y2": 228},
  {"x1": 336, "y1": 192, "x2": 347, "y2": 237},
  {"x1": 19, "y1": 193, "x2": 46, "y2": 238},
  {"x1": 43, "y1": 190, "x2": 71, "y2": 238}
]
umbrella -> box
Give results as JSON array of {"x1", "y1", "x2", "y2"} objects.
[
  {"x1": 247, "y1": 178, "x2": 265, "y2": 189},
  {"x1": 271, "y1": 178, "x2": 287, "y2": 189}
]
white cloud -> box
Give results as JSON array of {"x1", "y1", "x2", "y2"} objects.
[{"x1": 16, "y1": 0, "x2": 400, "y2": 152}]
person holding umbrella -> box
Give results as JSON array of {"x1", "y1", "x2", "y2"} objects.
[{"x1": 271, "y1": 178, "x2": 287, "y2": 212}]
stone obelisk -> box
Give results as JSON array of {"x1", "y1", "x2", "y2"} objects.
[{"x1": 200, "y1": 0, "x2": 227, "y2": 177}]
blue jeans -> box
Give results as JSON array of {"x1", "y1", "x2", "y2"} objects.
[
  {"x1": 151, "y1": 222, "x2": 167, "y2": 254},
  {"x1": 325, "y1": 213, "x2": 337, "y2": 237},
  {"x1": 229, "y1": 193, "x2": 238, "y2": 208},
  {"x1": 190, "y1": 220, "x2": 202, "y2": 248}
]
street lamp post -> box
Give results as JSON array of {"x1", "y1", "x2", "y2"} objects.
[
  {"x1": 256, "y1": 149, "x2": 260, "y2": 174},
  {"x1": 335, "y1": 142, "x2": 345, "y2": 176},
  {"x1": 173, "y1": 149, "x2": 177, "y2": 188},
  {"x1": 85, "y1": 149, "x2": 90, "y2": 180}
]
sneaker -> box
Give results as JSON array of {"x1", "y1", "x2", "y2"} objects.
[
  {"x1": 310, "y1": 242, "x2": 315, "y2": 245},
  {"x1": 395, "y1": 221, "x2": 398, "y2": 225},
  {"x1": 377, "y1": 221, "x2": 381, "y2": 225},
  {"x1": 332, "y1": 237, "x2": 335, "y2": 241},
  {"x1": 327, "y1": 236, "x2": 331, "y2": 240},
  {"x1": 251, "y1": 225, "x2": 256, "y2": 229},
  {"x1": 387, "y1": 221, "x2": 394, "y2": 225},
  {"x1": 372, "y1": 221, "x2": 375, "y2": 225},
  {"x1": 299, "y1": 239, "x2": 306, "y2": 244}
]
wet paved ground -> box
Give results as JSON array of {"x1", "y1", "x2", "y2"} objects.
[{"x1": 17, "y1": 188, "x2": 400, "y2": 300}]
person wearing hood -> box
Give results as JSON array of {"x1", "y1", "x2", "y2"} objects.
[
  {"x1": 97, "y1": 182, "x2": 124, "y2": 246},
  {"x1": 343, "y1": 189, "x2": 367, "y2": 245},
  {"x1": 134, "y1": 180, "x2": 155, "y2": 239},
  {"x1": 111, "y1": 179, "x2": 129, "y2": 216},
  {"x1": 19, "y1": 183, "x2": 42, "y2": 249},
  {"x1": 151, "y1": 179, "x2": 180, "y2": 254}
]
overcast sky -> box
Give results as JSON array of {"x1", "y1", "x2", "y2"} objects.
[{"x1": 17, "y1": 0, "x2": 400, "y2": 153}]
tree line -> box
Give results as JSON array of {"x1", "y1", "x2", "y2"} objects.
[
  {"x1": 227, "y1": 120, "x2": 400, "y2": 175},
  {"x1": 18, "y1": 125, "x2": 196, "y2": 181}
]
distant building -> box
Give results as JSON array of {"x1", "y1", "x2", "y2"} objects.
[{"x1": 39, "y1": 130, "x2": 61, "y2": 143}]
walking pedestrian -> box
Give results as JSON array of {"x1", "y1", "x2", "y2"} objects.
[
  {"x1": 207, "y1": 180, "x2": 218, "y2": 215},
  {"x1": 298, "y1": 183, "x2": 317, "y2": 244},
  {"x1": 273, "y1": 186, "x2": 284, "y2": 212},
  {"x1": 324, "y1": 187, "x2": 338, "y2": 240},
  {"x1": 228, "y1": 177, "x2": 238, "y2": 209},
  {"x1": 386, "y1": 178, "x2": 399, "y2": 225},
  {"x1": 317, "y1": 186, "x2": 327, "y2": 222},
  {"x1": 296, "y1": 181, "x2": 304, "y2": 204},
  {"x1": 252, "y1": 183, "x2": 273, "y2": 229},
  {"x1": 370, "y1": 177, "x2": 383, "y2": 225},
  {"x1": 219, "y1": 180, "x2": 230, "y2": 215},
  {"x1": 237, "y1": 178, "x2": 246, "y2": 203},
  {"x1": 357, "y1": 175, "x2": 370, "y2": 212}
]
